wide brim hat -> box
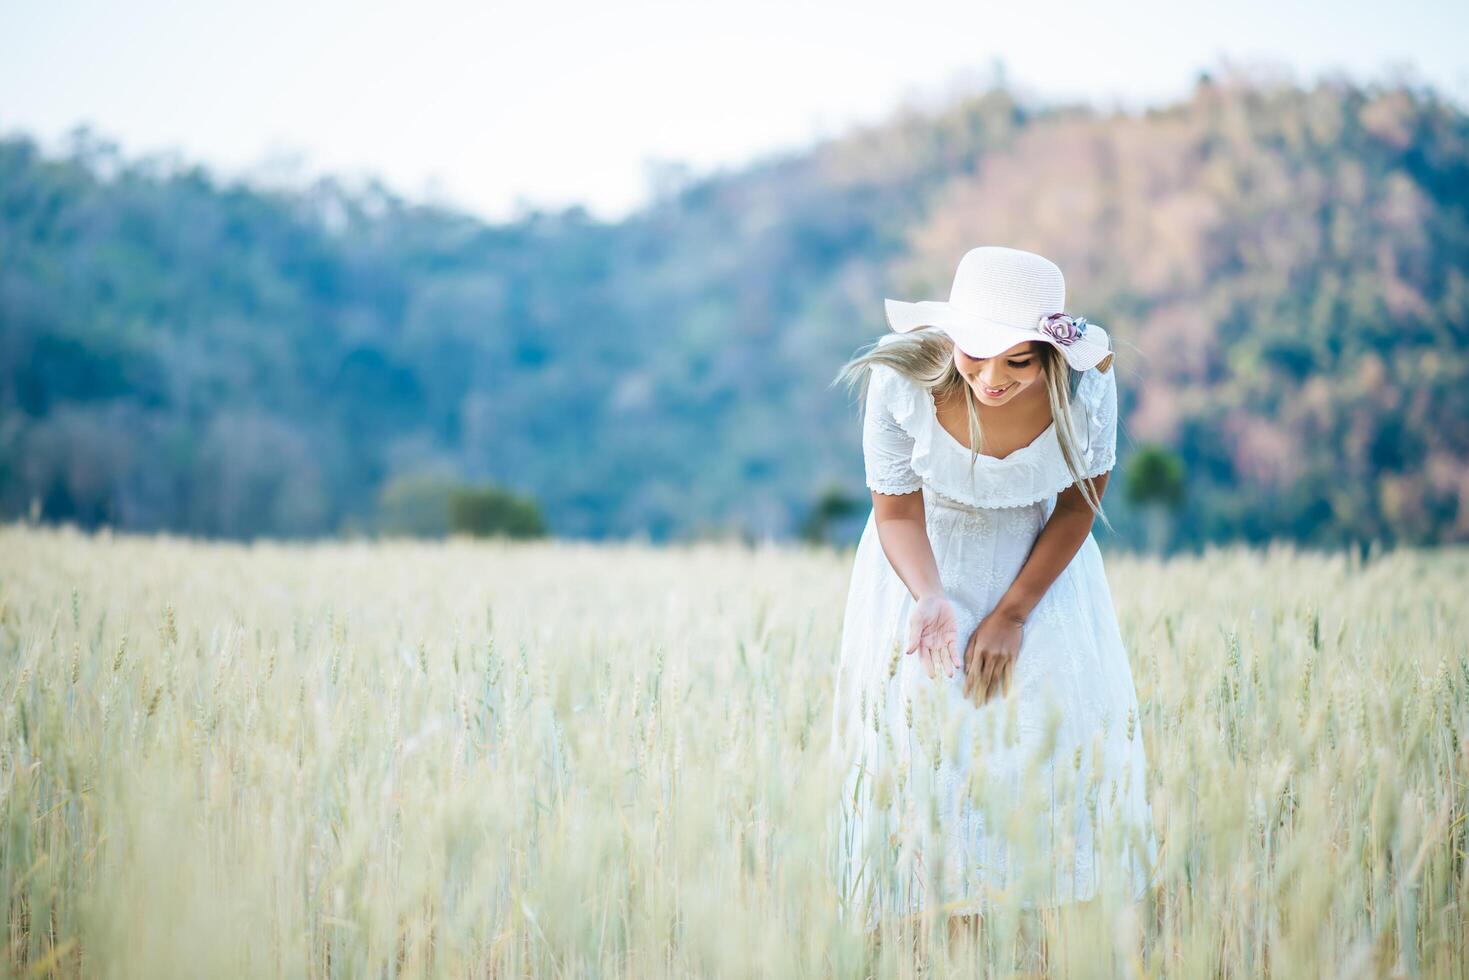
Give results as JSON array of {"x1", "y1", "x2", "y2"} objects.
[{"x1": 884, "y1": 246, "x2": 1113, "y2": 373}]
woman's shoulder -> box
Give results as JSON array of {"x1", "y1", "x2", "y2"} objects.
[
  {"x1": 865, "y1": 337, "x2": 926, "y2": 405},
  {"x1": 1065, "y1": 362, "x2": 1119, "y2": 477},
  {"x1": 857, "y1": 340, "x2": 928, "y2": 440},
  {"x1": 1075, "y1": 361, "x2": 1118, "y2": 419}
]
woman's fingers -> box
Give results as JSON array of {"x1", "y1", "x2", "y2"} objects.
[
  {"x1": 980, "y1": 655, "x2": 999, "y2": 702},
  {"x1": 986, "y1": 656, "x2": 1011, "y2": 703},
  {"x1": 921, "y1": 628, "x2": 956, "y2": 679},
  {"x1": 971, "y1": 661, "x2": 989, "y2": 707},
  {"x1": 967, "y1": 654, "x2": 984, "y2": 703},
  {"x1": 953, "y1": 647, "x2": 1020, "y2": 706}
]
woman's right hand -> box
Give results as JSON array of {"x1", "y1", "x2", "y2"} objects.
[{"x1": 905, "y1": 593, "x2": 964, "y2": 679}]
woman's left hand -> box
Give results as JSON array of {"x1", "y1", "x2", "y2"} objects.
[{"x1": 963, "y1": 609, "x2": 1025, "y2": 707}]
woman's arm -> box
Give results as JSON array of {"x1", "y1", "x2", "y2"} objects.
[
  {"x1": 872, "y1": 490, "x2": 963, "y2": 678},
  {"x1": 964, "y1": 472, "x2": 1111, "y2": 704},
  {"x1": 872, "y1": 490, "x2": 943, "y2": 601},
  {"x1": 993, "y1": 472, "x2": 1111, "y2": 624},
  {"x1": 859, "y1": 360, "x2": 961, "y2": 676}
]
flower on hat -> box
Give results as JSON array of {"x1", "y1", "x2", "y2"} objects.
[{"x1": 1038, "y1": 312, "x2": 1088, "y2": 346}]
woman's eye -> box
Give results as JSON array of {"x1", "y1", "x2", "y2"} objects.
[{"x1": 1007, "y1": 360, "x2": 1032, "y2": 368}]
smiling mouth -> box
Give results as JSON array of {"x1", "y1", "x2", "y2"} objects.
[{"x1": 981, "y1": 382, "x2": 1014, "y2": 397}]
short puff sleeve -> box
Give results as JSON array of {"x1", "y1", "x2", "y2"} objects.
[
  {"x1": 1081, "y1": 364, "x2": 1119, "y2": 477},
  {"x1": 862, "y1": 364, "x2": 924, "y2": 495}
]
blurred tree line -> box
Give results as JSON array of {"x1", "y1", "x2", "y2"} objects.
[{"x1": 1, "y1": 65, "x2": 1465, "y2": 549}]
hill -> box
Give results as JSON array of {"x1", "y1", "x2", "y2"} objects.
[{"x1": 2, "y1": 66, "x2": 1465, "y2": 547}]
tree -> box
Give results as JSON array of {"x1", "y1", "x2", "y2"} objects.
[
  {"x1": 377, "y1": 475, "x2": 547, "y2": 540},
  {"x1": 448, "y1": 485, "x2": 547, "y2": 539},
  {"x1": 800, "y1": 485, "x2": 861, "y2": 546},
  {"x1": 1123, "y1": 445, "x2": 1187, "y2": 556}
]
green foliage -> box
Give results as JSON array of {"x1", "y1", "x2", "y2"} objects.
[
  {"x1": 1, "y1": 72, "x2": 1467, "y2": 547},
  {"x1": 800, "y1": 485, "x2": 862, "y2": 546},
  {"x1": 447, "y1": 485, "x2": 546, "y2": 539},
  {"x1": 376, "y1": 474, "x2": 546, "y2": 539},
  {"x1": 1123, "y1": 446, "x2": 1187, "y2": 511}
]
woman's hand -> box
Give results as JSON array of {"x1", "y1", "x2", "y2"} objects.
[
  {"x1": 905, "y1": 594, "x2": 963, "y2": 679},
  {"x1": 963, "y1": 609, "x2": 1025, "y2": 706}
]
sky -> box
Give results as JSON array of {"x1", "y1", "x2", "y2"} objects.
[{"x1": 2, "y1": 0, "x2": 1463, "y2": 224}]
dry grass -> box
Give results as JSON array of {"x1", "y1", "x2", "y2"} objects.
[{"x1": 0, "y1": 521, "x2": 1465, "y2": 978}]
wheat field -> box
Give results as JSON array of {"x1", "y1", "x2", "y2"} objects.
[{"x1": 0, "y1": 520, "x2": 1465, "y2": 978}]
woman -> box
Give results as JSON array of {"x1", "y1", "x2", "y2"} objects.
[{"x1": 828, "y1": 246, "x2": 1159, "y2": 941}]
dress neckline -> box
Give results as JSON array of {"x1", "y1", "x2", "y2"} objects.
[{"x1": 925, "y1": 387, "x2": 1057, "y2": 463}]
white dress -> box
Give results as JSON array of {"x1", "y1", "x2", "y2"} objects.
[{"x1": 829, "y1": 334, "x2": 1159, "y2": 929}]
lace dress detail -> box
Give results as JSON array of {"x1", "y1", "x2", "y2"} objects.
[
  {"x1": 832, "y1": 335, "x2": 1158, "y2": 930},
  {"x1": 861, "y1": 338, "x2": 1119, "y2": 509},
  {"x1": 862, "y1": 363, "x2": 926, "y2": 496}
]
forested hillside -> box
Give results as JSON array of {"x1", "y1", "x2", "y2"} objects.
[{"x1": 2, "y1": 68, "x2": 1466, "y2": 547}]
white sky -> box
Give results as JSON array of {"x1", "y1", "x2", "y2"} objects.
[{"x1": 2, "y1": 0, "x2": 1463, "y2": 223}]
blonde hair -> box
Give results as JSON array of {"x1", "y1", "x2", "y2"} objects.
[{"x1": 834, "y1": 329, "x2": 1112, "y2": 529}]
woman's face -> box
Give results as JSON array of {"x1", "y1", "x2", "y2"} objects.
[{"x1": 953, "y1": 341, "x2": 1046, "y2": 406}]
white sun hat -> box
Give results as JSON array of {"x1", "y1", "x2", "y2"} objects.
[{"x1": 884, "y1": 246, "x2": 1114, "y2": 373}]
